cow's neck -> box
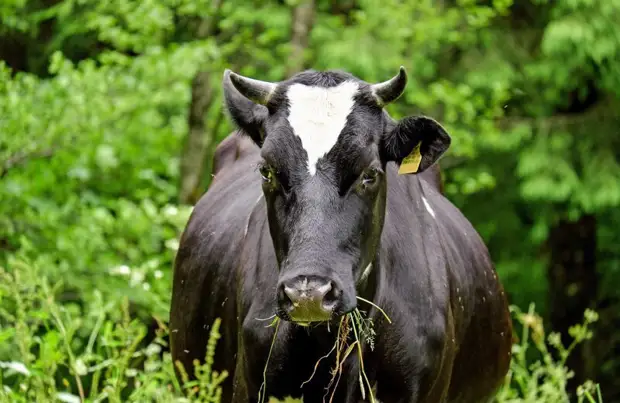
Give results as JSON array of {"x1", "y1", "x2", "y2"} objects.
[
  {"x1": 353, "y1": 182, "x2": 388, "y2": 304},
  {"x1": 355, "y1": 253, "x2": 380, "y2": 304}
]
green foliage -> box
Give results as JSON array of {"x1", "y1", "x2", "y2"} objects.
[
  {"x1": 534, "y1": 0, "x2": 620, "y2": 101},
  {"x1": 0, "y1": 28, "x2": 210, "y2": 319},
  {"x1": 0, "y1": 257, "x2": 226, "y2": 402},
  {"x1": 0, "y1": 258, "x2": 604, "y2": 402},
  {"x1": 1, "y1": 0, "x2": 619, "y2": 400},
  {"x1": 495, "y1": 304, "x2": 602, "y2": 403}
]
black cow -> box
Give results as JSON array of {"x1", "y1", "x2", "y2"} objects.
[{"x1": 169, "y1": 67, "x2": 513, "y2": 403}]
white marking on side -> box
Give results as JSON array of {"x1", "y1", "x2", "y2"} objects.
[
  {"x1": 286, "y1": 81, "x2": 359, "y2": 175},
  {"x1": 421, "y1": 196, "x2": 436, "y2": 218},
  {"x1": 243, "y1": 194, "x2": 264, "y2": 238},
  {"x1": 359, "y1": 262, "x2": 373, "y2": 284}
]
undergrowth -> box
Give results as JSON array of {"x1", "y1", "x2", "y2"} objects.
[
  {"x1": 494, "y1": 303, "x2": 603, "y2": 403},
  {"x1": 0, "y1": 257, "x2": 226, "y2": 403},
  {"x1": 0, "y1": 257, "x2": 604, "y2": 403}
]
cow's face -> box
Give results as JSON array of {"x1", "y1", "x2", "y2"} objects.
[{"x1": 223, "y1": 68, "x2": 451, "y2": 325}]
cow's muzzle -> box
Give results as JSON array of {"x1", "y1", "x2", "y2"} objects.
[{"x1": 276, "y1": 275, "x2": 344, "y2": 324}]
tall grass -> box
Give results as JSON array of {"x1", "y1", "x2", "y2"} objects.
[
  {"x1": 0, "y1": 257, "x2": 225, "y2": 403},
  {"x1": 0, "y1": 257, "x2": 603, "y2": 403}
]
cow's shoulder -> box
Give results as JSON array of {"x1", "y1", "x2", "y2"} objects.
[
  {"x1": 419, "y1": 164, "x2": 444, "y2": 194},
  {"x1": 379, "y1": 163, "x2": 493, "y2": 300},
  {"x1": 170, "y1": 137, "x2": 266, "y2": 334},
  {"x1": 170, "y1": 136, "x2": 264, "y2": 392},
  {"x1": 418, "y1": 176, "x2": 490, "y2": 268},
  {"x1": 177, "y1": 143, "x2": 263, "y2": 273},
  {"x1": 378, "y1": 164, "x2": 453, "y2": 301}
]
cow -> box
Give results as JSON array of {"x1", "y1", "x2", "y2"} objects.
[
  {"x1": 211, "y1": 129, "x2": 258, "y2": 177},
  {"x1": 169, "y1": 67, "x2": 513, "y2": 403}
]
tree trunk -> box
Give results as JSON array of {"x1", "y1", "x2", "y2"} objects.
[
  {"x1": 547, "y1": 214, "x2": 598, "y2": 393},
  {"x1": 177, "y1": 0, "x2": 223, "y2": 204},
  {"x1": 286, "y1": 0, "x2": 316, "y2": 77},
  {"x1": 178, "y1": 71, "x2": 216, "y2": 204},
  {"x1": 201, "y1": 106, "x2": 225, "y2": 191}
]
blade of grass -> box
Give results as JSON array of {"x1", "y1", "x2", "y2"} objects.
[
  {"x1": 258, "y1": 318, "x2": 281, "y2": 403},
  {"x1": 329, "y1": 340, "x2": 358, "y2": 403},
  {"x1": 350, "y1": 311, "x2": 375, "y2": 403},
  {"x1": 356, "y1": 296, "x2": 392, "y2": 324}
]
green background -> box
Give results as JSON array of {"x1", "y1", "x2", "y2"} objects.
[{"x1": 0, "y1": 0, "x2": 618, "y2": 401}]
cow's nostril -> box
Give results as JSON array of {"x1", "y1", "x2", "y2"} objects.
[
  {"x1": 283, "y1": 284, "x2": 295, "y2": 301},
  {"x1": 322, "y1": 283, "x2": 341, "y2": 310},
  {"x1": 278, "y1": 284, "x2": 294, "y2": 311}
]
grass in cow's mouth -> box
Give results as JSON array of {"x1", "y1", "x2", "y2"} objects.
[
  {"x1": 258, "y1": 315, "x2": 281, "y2": 403},
  {"x1": 258, "y1": 299, "x2": 392, "y2": 403}
]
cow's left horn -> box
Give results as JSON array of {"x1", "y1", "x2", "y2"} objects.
[
  {"x1": 371, "y1": 66, "x2": 408, "y2": 106},
  {"x1": 225, "y1": 69, "x2": 277, "y2": 105}
]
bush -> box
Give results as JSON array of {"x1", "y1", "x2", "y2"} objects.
[
  {"x1": 0, "y1": 257, "x2": 226, "y2": 403},
  {"x1": 0, "y1": 256, "x2": 603, "y2": 403},
  {"x1": 494, "y1": 304, "x2": 603, "y2": 403}
]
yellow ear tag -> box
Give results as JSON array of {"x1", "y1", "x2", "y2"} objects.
[{"x1": 398, "y1": 142, "x2": 422, "y2": 175}]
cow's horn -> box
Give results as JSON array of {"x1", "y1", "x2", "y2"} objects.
[
  {"x1": 225, "y1": 69, "x2": 277, "y2": 105},
  {"x1": 371, "y1": 66, "x2": 408, "y2": 106}
]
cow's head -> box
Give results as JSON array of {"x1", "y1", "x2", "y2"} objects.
[{"x1": 222, "y1": 67, "x2": 451, "y2": 325}]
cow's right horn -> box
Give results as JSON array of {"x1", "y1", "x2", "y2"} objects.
[
  {"x1": 225, "y1": 69, "x2": 277, "y2": 105},
  {"x1": 370, "y1": 66, "x2": 408, "y2": 107}
]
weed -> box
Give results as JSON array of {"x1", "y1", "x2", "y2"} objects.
[
  {"x1": 494, "y1": 303, "x2": 603, "y2": 403},
  {"x1": 0, "y1": 258, "x2": 605, "y2": 403},
  {"x1": 0, "y1": 257, "x2": 226, "y2": 403}
]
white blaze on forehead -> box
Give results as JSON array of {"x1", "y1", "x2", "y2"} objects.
[
  {"x1": 286, "y1": 81, "x2": 359, "y2": 175},
  {"x1": 421, "y1": 196, "x2": 436, "y2": 219}
]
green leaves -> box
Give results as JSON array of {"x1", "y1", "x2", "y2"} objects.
[
  {"x1": 494, "y1": 304, "x2": 603, "y2": 403},
  {"x1": 1, "y1": 0, "x2": 619, "y2": 400},
  {"x1": 0, "y1": 260, "x2": 228, "y2": 402}
]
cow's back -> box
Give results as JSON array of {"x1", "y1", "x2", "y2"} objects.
[{"x1": 169, "y1": 134, "x2": 262, "y2": 397}]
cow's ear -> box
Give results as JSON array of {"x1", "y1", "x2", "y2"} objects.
[
  {"x1": 222, "y1": 70, "x2": 272, "y2": 147},
  {"x1": 380, "y1": 115, "x2": 451, "y2": 174}
]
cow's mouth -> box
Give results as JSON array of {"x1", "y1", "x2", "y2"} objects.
[{"x1": 286, "y1": 298, "x2": 336, "y2": 324}]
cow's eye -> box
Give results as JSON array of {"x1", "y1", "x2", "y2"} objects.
[
  {"x1": 361, "y1": 167, "x2": 380, "y2": 185},
  {"x1": 259, "y1": 165, "x2": 274, "y2": 183}
]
